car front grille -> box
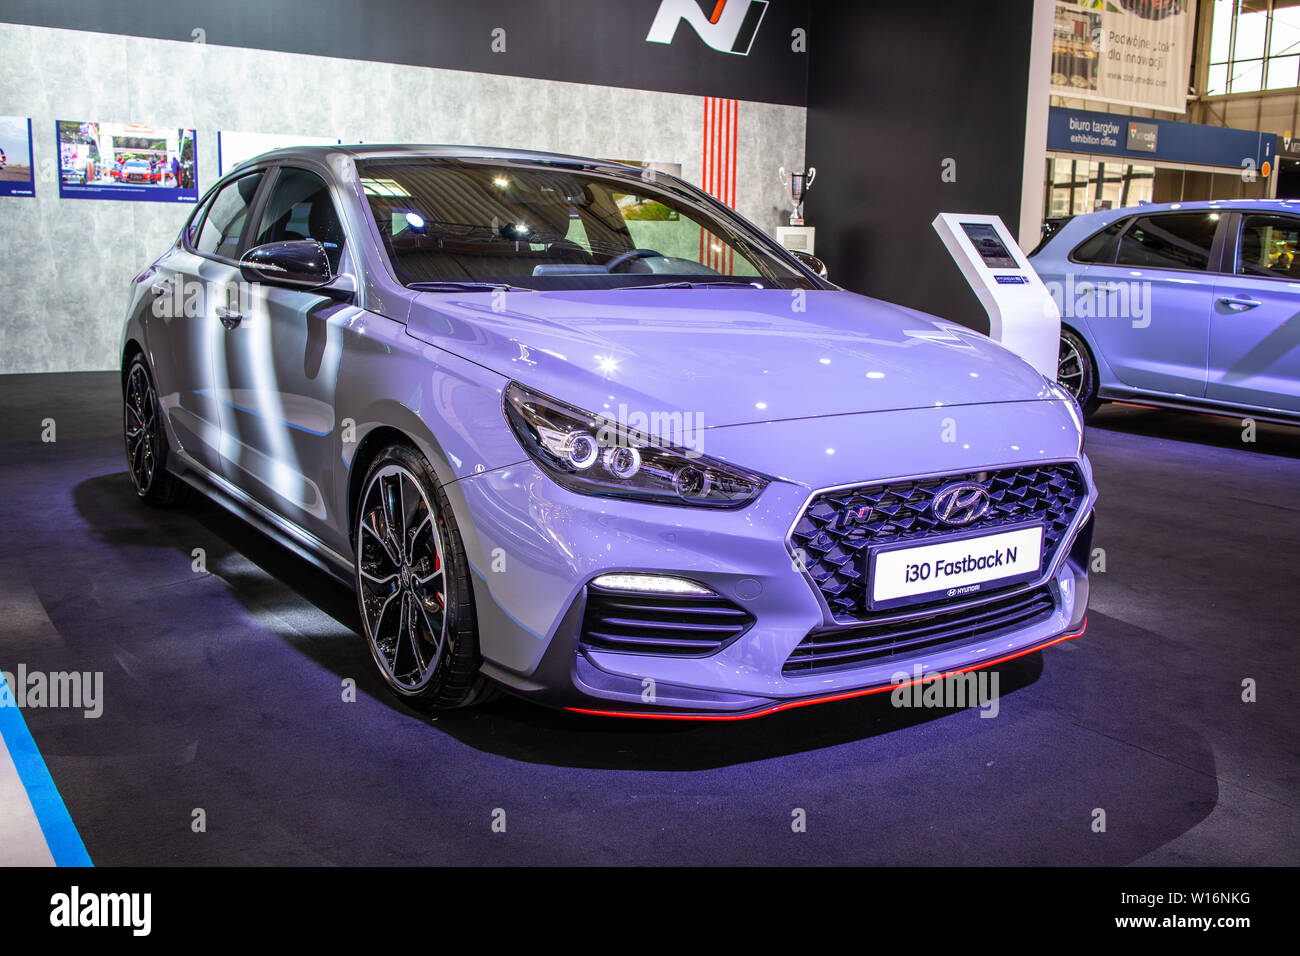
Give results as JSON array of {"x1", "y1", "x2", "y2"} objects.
[
  {"x1": 783, "y1": 585, "x2": 1056, "y2": 674},
  {"x1": 578, "y1": 584, "x2": 755, "y2": 657},
  {"x1": 790, "y1": 463, "x2": 1087, "y2": 622}
]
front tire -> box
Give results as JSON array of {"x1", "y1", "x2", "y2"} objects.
[
  {"x1": 354, "y1": 444, "x2": 494, "y2": 711},
  {"x1": 123, "y1": 355, "x2": 189, "y2": 505},
  {"x1": 1058, "y1": 327, "x2": 1101, "y2": 417}
]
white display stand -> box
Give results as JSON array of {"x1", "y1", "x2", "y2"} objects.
[
  {"x1": 775, "y1": 225, "x2": 815, "y2": 254},
  {"x1": 931, "y1": 213, "x2": 1059, "y2": 379}
]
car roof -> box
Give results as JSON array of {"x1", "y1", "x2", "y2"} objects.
[
  {"x1": 233, "y1": 143, "x2": 642, "y2": 173},
  {"x1": 1074, "y1": 198, "x2": 1300, "y2": 221},
  {"x1": 1032, "y1": 197, "x2": 1300, "y2": 261}
]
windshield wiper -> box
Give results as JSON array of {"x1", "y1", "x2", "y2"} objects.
[
  {"x1": 407, "y1": 281, "x2": 534, "y2": 292},
  {"x1": 613, "y1": 280, "x2": 766, "y2": 290}
]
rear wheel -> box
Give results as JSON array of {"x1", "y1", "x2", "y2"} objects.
[
  {"x1": 354, "y1": 444, "x2": 496, "y2": 710},
  {"x1": 123, "y1": 355, "x2": 189, "y2": 505},
  {"x1": 1057, "y1": 327, "x2": 1101, "y2": 417}
]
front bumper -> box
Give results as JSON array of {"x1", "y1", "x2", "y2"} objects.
[
  {"x1": 564, "y1": 622, "x2": 1089, "y2": 721},
  {"x1": 447, "y1": 402, "x2": 1095, "y2": 717}
]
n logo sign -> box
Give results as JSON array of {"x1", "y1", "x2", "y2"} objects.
[{"x1": 646, "y1": 0, "x2": 769, "y2": 56}]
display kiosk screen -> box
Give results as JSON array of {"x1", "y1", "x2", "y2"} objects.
[{"x1": 960, "y1": 223, "x2": 1017, "y2": 269}]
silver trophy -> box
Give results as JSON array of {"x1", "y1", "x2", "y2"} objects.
[{"x1": 779, "y1": 166, "x2": 816, "y2": 226}]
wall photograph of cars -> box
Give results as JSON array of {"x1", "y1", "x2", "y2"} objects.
[
  {"x1": 0, "y1": 116, "x2": 35, "y2": 197},
  {"x1": 56, "y1": 120, "x2": 197, "y2": 202}
]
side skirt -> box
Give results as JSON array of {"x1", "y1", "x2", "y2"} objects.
[
  {"x1": 1098, "y1": 387, "x2": 1300, "y2": 427},
  {"x1": 169, "y1": 451, "x2": 356, "y2": 588}
]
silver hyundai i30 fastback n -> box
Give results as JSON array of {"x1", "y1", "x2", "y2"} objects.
[{"x1": 121, "y1": 145, "x2": 1095, "y2": 720}]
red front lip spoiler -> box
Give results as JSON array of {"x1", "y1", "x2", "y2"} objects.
[{"x1": 565, "y1": 619, "x2": 1087, "y2": 722}]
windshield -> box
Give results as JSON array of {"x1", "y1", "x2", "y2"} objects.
[{"x1": 355, "y1": 157, "x2": 823, "y2": 291}]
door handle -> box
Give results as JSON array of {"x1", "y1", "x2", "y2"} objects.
[
  {"x1": 215, "y1": 307, "x2": 243, "y2": 329},
  {"x1": 150, "y1": 279, "x2": 172, "y2": 297},
  {"x1": 1218, "y1": 296, "x2": 1261, "y2": 312}
]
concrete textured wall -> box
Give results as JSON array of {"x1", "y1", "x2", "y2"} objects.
[{"x1": 0, "y1": 23, "x2": 805, "y2": 373}]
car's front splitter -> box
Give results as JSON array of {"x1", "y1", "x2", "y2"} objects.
[{"x1": 561, "y1": 620, "x2": 1086, "y2": 721}]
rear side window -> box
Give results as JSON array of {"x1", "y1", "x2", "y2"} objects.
[
  {"x1": 195, "y1": 172, "x2": 265, "y2": 260},
  {"x1": 1115, "y1": 213, "x2": 1219, "y2": 271},
  {"x1": 1030, "y1": 217, "x2": 1072, "y2": 258},
  {"x1": 1070, "y1": 219, "x2": 1125, "y2": 264},
  {"x1": 1236, "y1": 214, "x2": 1300, "y2": 278}
]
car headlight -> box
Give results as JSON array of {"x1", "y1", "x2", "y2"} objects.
[
  {"x1": 1045, "y1": 377, "x2": 1079, "y2": 412},
  {"x1": 503, "y1": 382, "x2": 767, "y2": 508},
  {"x1": 1044, "y1": 377, "x2": 1085, "y2": 451}
]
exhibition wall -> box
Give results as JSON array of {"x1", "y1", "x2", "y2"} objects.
[
  {"x1": 804, "y1": 0, "x2": 1040, "y2": 334},
  {"x1": 0, "y1": 11, "x2": 805, "y2": 374},
  {"x1": 0, "y1": 0, "x2": 1051, "y2": 372}
]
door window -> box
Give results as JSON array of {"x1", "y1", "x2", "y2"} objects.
[
  {"x1": 1236, "y1": 214, "x2": 1300, "y2": 278},
  {"x1": 1115, "y1": 212, "x2": 1219, "y2": 271},
  {"x1": 252, "y1": 167, "x2": 347, "y2": 273}
]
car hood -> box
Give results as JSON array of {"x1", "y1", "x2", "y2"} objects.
[{"x1": 404, "y1": 288, "x2": 1054, "y2": 428}]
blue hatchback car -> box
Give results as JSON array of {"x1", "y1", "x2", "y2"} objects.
[{"x1": 1031, "y1": 199, "x2": 1300, "y2": 423}]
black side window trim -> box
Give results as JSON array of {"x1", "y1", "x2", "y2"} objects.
[
  {"x1": 242, "y1": 165, "x2": 281, "y2": 260},
  {"x1": 182, "y1": 189, "x2": 216, "y2": 248},
  {"x1": 1208, "y1": 212, "x2": 1231, "y2": 274}
]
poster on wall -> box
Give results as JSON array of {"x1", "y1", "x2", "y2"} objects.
[
  {"x1": 218, "y1": 131, "x2": 341, "y2": 174},
  {"x1": 1050, "y1": 1, "x2": 1197, "y2": 114},
  {"x1": 56, "y1": 121, "x2": 197, "y2": 202},
  {"x1": 0, "y1": 116, "x2": 36, "y2": 197}
]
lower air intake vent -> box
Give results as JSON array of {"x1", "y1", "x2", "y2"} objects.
[
  {"x1": 579, "y1": 584, "x2": 754, "y2": 657},
  {"x1": 783, "y1": 586, "x2": 1056, "y2": 674}
]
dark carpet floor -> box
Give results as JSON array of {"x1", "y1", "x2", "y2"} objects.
[{"x1": 1, "y1": 372, "x2": 1296, "y2": 865}]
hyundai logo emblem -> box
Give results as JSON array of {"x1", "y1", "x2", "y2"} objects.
[{"x1": 932, "y1": 482, "x2": 991, "y2": 527}]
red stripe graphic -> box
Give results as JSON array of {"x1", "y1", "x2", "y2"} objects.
[
  {"x1": 713, "y1": 97, "x2": 721, "y2": 271},
  {"x1": 700, "y1": 97, "x2": 709, "y2": 265},
  {"x1": 700, "y1": 96, "x2": 739, "y2": 274},
  {"x1": 728, "y1": 97, "x2": 738, "y2": 273}
]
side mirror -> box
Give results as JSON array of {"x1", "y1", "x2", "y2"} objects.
[
  {"x1": 790, "y1": 249, "x2": 828, "y2": 279},
  {"x1": 240, "y1": 239, "x2": 333, "y2": 290}
]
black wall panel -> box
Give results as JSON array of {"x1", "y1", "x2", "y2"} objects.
[
  {"x1": 0, "y1": 0, "x2": 810, "y2": 106},
  {"x1": 804, "y1": 0, "x2": 1035, "y2": 333}
]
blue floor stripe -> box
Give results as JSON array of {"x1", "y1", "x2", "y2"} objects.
[{"x1": 0, "y1": 672, "x2": 93, "y2": 867}]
